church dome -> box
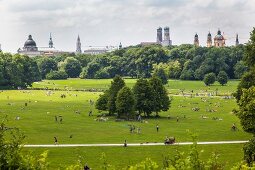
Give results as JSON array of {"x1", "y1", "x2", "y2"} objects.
[
  {"x1": 24, "y1": 35, "x2": 37, "y2": 47},
  {"x1": 214, "y1": 30, "x2": 224, "y2": 40}
]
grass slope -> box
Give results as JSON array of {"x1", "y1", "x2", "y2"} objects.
[{"x1": 0, "y1": 79, "x2": 249, "y2": 168}]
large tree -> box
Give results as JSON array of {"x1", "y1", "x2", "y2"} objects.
[
  {"x1": 237, "y1": 87, "x2": 255, "y2": 165},
  {"x1": 149, "y1": 76, "x2": 171, "y2": 117},
  {"x1": 235, "y1": 28, "x2": 255, "y2": 102},
  {"x1": 62, "y1": 57, "x2": 82, "y2": 78},
  {"x1": 0, "y1": 53, "x2": 41, "y2": 88},
  {"x1": 96, "y1": 91, "x2": 109, "y2": 112},
  {"x1": 236, "y1": 27, "x2": 255, "y2": 166},
  {"x1": 116, "y1": 86, "x2": 136, "y2": 119},
  {"x1": 243, "y1": 28, "x2": 255, "y2": 68},
  {"x1": 107, "y1": 75, "x2": 125, "y2": 115},
  {"x1": 38, "y1": 57, "x2": 57, "y2": 79},
  {"x1": 133, "y1": 79, "x2": 154, "y2": 117}
]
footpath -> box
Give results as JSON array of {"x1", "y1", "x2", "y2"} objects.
[{"x1": 24, "y1": 140, "x2": 248, "y2": 148}]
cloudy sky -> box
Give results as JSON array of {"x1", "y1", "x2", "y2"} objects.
[{"x1": 0, "y1": 0, "x2": 254, "y2": 52}]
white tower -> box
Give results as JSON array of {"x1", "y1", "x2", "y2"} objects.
[{"x1": 76, "y1": 35, "x2": 82, "y2": 54}]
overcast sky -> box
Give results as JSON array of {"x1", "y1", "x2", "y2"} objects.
[{"x1": 0, "y1": 0, "x2": 255, "y2": 53}]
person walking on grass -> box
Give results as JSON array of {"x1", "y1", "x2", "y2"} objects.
[{"x1": 156, "y1": 124, "x2": 159, "y2": 132}]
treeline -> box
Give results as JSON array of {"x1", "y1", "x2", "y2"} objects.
[
  {"x1": 0, "y1": 53, "x2": 41, "y2": 88},
  {"x1": 32, "y1": 44, "x2": 247, "y2": 81},
  {"x1": 0, "y1": 44, "x2": 247, "y2": 88}
]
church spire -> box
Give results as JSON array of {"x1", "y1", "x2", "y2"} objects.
[
  {"x1": 49, "y1": 33, "x2": 54, "y2": 48},
  {"x1": 194, "y1": 33, "x2": 199, "y2": 47},
  {"x1": 76, "y1": 35, "x2": 82, "y2": 54},
  {"x1": 235, "y1": 34, "x2": 239, "y2": 46}
]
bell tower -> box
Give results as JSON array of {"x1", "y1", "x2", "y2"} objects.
[
  {"x1": 207, "y1": 32, "x2": 212, "y2": 47},
  {"x1": 194, "y1": 33, "x2": 199, "y2": 47}
]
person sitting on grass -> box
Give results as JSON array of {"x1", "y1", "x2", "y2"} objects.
[
  {"x1": 231, "y1": 123, "x2": 237, "y2": 131},
  {"x1": 84, "y1": 164, "x2": 90, "y2": 170},
  {"x1": 165, "y1": 136, "x2": 170, "y2": 144},
  {"x1": 54, "y1": 137, "x2": 58, "y2": 145}
]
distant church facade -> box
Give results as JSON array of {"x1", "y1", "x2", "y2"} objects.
[{"x1": 193, "y1": 29, "x2": 239, "y2": 47}]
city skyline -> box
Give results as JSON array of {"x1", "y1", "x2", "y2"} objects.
[{"x1": 0, "y1": 0, "x2": 255, "y2": 52}]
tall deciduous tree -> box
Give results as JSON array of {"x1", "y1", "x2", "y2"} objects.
[
  {"x1": 235, "y1": 70, "x2": 255, "y2": 102},
  {"x1": 107, "y1": 75, "x2": 125, "y2": 115},
  {"x1": 149, "y1": 76, "x2": 171, "y2": 117},
  {"x1": 116, "y1": 86, "x2": 135, "y2": 119},
  {"x1": 244, "y1": 28, "x2": 255, "y2": 68},
  {"x1": 236, "y1": 27, "x2": 255, "y2": 166},
  {"x1": 133, "y1": 79, "x2": 154, "y2": 117},
  {"x1": 96, "y1": 91, "x2": 109, "y2": 111}
]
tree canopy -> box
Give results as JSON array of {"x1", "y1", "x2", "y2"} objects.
[
  {"x1": 116, "y1": 86, "x2": 135, "y2": 119},
  {"x1": 0, "y1": 53, "x2": 41, "y2": 88},
  {"x1": 203, "y1": 73, "x2": 216, "y2": 86}
]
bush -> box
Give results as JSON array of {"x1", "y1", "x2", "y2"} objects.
[{"x1": 46, "y1": 71, "x2": 68, "y2": 80}]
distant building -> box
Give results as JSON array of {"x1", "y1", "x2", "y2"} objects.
[
  {"x1": 207, "y1": 32, "x2": 212, "y2": 47},
  {"x1": 141, "y1": 26, "x2": 172, "y2": 46},
  {"x1": 194, "y1": 33, "x2": 199, "y2": 47},
  {"x1": 214, "y1": 29, "x2": 225, "y2": 47},
  {"x1": 235, "y1": 34, "x2": 239, "y2": 46},
  {"x1": 49, "y1": 33, "x2": 54, "y2": 48},
  {"x1": 18, "y1": 34, "x2": 71, "y2": 57},
  {"x1": 156, "y1": 27, "x2": 163, "y2": 44},
  {"x1": 84, "y1": 46, "x2": 117, "y2": 55},
  {"x1": 140, "y1": 42, "x2": 159, "y2": 46},
  {"x1": 119, "y1": 42, "x2": 122, "y2": 49},
  {"x1": 18, "y1": 35, "x2": 42, "y2": 57},
  {"x1": 162, "y1": 27, "x2": 172, "y2": 46},
  {"x1": 76, "y1": 35, "x2": 82, "y2": 54}
]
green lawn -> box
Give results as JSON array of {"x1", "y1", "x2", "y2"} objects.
[
  {"x1": 0, "y1": 79, "x2": 250, "y2": 169},
  {"x1": 31, "y1": 78, "x2": 239, "y2": 95},
  {"x1": 26, "y1": 144, "x2": 244, "y2": 170}
]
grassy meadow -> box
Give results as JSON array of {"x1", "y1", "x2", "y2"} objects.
[
  {"x1": 31, "y1": 78, "x2": 239, "y2": 95},
  {"x1": 0, "y1": 78, "x2": 250, "y2": 169}
]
